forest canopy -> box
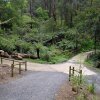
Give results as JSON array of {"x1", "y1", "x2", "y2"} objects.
[{"x1": 0, "y1": 0, "x2": 100, "y2": 63}]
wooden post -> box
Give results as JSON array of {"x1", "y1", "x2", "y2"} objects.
[
  {"x1": 69, "y1": 66, "x2": 71, "y2": 81},
  {"x1": 25, "y1": 61, "x2": 27, "y2": 71},
  {"x1": 72, "y1": 67, "x2": 74, "y2": 76},
  {"x1": 19, "y1": 63, "x2": 21, "y2": 74},
  {"x1": 13, "y1": 60, "x2": 14, "y2": 65},
  {"x1": 11, "y1": 64, "x2": 14, "y2": 77},
  {"x1": 1, "y1": 57, "x2": 3, "y2": 64},
  {"x1": 80, "y1": 70, "x2": 82, "y2": 83}
]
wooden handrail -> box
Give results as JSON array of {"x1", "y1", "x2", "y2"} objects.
[
  {"x1": 0, "y1": 57, "x2": 26, "y2": 63},
  {"x1": 0, "y1": 57, "x2": 27, "y2": 77}
]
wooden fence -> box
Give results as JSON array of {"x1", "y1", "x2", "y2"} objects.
[
  {"x1": 69, "y1": 66, "x2": 82, "y2": 83},
  {"x1": 0, "y1": 57, "x2": 27, "y2": 77}
]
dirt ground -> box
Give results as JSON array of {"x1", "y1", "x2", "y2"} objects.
[
  {"x1": 55, "y1": 81, "x2": 100, "y2": 100},
  {"x1": 55, "y1": 81, "x2": 76, "y2": 100},
  {"x1": 0, "y1": 64, "x2": 27, "y2": 84}
]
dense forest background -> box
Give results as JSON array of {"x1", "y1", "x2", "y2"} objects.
[{"x1": 0, "y1": 0, "x2": 100, "y2": 63}]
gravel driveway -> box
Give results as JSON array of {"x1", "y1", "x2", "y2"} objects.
[{"x1": 0, "y1": 71, "x2": 67, "y2": 100}]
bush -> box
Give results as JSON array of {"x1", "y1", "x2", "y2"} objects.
[
  {"x1": 81, "y1": 39, "x2": 94, "y2": 51},
  {"x1": 43, "y1": 51, "x2": 51, "y2": 62},
  {"x1": 36, "y1": 7, "x2": 49, "y2": 20},
  {"x1": 48, "y1": 46, "x2": 61, "y2": 55},
  {"x1": 70, "y1": 75, "x2": 97, "y2": 100},
  {"x1": 87, "y1": 83, "x2": 95, "y2": 94},
  {"x1": 58, "y1": 39, "x2": 77, "y2": 51},
  {"x1": 0, "y1": 29, "x2": 4, "y2": 34},
  {"x1": 0, "y1": 36, "x2": 15, "y2": 53},
  {"x1": 85, "y1": 52, "x2": 100, "y2": 68},
  {"x1": 15, "y1": 40, "x2": 32, "y2": 53}
]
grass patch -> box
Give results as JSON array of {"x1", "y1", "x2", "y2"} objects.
[{"x1": 24, "y1": 58, "x2": 49, "y2": 64}]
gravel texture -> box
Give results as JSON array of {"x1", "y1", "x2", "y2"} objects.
[{"x1": 0, "y1": 71, "x2": 67, "y2": 100}]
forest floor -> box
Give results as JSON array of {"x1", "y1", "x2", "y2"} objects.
[{"x1": 0, "y1": 52, "x2": 100, "y2": 100}]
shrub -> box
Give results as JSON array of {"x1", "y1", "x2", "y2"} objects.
[
  {"x1": 43, "y1": 51, "x2": 51, "y2": 62},
  {"x1": 15, "y1": 40, "x2": 32, "y2": 53},
  {"x1": 0, "y1": 29, "x2": 4, "y2": 34},
  {"x1": 70, "y1": 76, "x2": 81, "y2": 93},
  {"x1": 87, "y1": 83, "x2": 95, "y2": 94},
  {"x1": 48, "y1": 46, "x2": 61, "y2": 56},
  {"x1": 36, "y1": 7, "x2": 49, "y2": 20},
  {"x1": 0, "y1": 36, "x2": 15, "y2": 53}
]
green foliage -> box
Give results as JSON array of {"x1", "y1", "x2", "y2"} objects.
[
  {"x1": 87, "y1": 83, "x2": 95, "y2": 94},
  {"x1": 0, "y1": 36, "x2": 15, "y2": 52},
  {"x1": 71, "y1": 76, "x2": 82, "y2": 89},
  {"x1": 22, "y1": 15, "x2": 32, "y2": 24},
  {"x1": 43, "y1": 51, "x2": 51, "y2": 62},
  {"x1": 36, "y1": 7, "x2": 49, "y2": 20},
  {"x1": 76, "y1": 93, "x2": 86, "y2": 100},
  {"x1": 0, "y1": 0, "x2": 100, "y2": 64},
  {"x1": 50, "y1": 54, "x2": 68, "y2": 64},
  {"x1": 0, "y1": 29, "x2": 4, "y2": 34},
  {"x1": 74, "y1": 6, "x2": 100, "y2": 34},
  {"x1": 58, "y1": 40, "x2": 76, "y2": 50},
  {"x1": 81, "y1": 39, "x2": 94, "y2": 51},
  {"x1": 70, "y1": 75, "x2": 97, "y2": 100},
  {"x1": 34, "y1": 43, "x2": 44, "y2": 50},
  {"x1": 85, "y1": 52, "x2": 100, "y2": 68},
  {"x1": 15, "y1": 40, "x2": 32, "y2": 53}
]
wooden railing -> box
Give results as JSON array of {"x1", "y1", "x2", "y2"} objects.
[
  {"x1": 0, "y1": 57, "x2": 27, "y2": 77},
  {"x1": 69, "y1": 66, "x2": 82, "y2": 83}
]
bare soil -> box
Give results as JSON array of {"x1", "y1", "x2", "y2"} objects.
[
  {"x1": 55, "y1": 81, "x2": 100, "y2": 100},
  {"x1": 0, "y1": 64, "x2": 26, "y2": 84},
  {"x1": 55, "y1": 81, "x2": 76, "y2": 100}
]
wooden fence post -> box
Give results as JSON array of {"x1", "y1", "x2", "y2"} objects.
[
  {"x1": 69, "y1": 66, "x2": 71, "y2": 81},
  {"x1": 19, "y1": 63, "x2": 21, "y2": 74},
  {"x1": 72, "y1": 67, "x2": 74, "y2": 76},
  {"x1": 11, "y1": 64, "x2": 14, "y2": 77},
  {"x1": 1, "y1": 57, "x2": 3, "y2": 64},
  {"x1": 80, "y1": 70, "x2": 82, "y2": 83},
  {"x1": 13, "y1": 60, "x2": 14, "y2": 65},
  {"x1": 25, "y1": 61, "x2": 27, "y2": 71}
]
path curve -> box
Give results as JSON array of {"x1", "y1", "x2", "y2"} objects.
[{"x1": 0, "y1": 51, "x2": 100, "y2": 100}]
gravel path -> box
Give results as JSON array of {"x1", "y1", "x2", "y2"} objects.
[
  {"x1": 0, "y1": 51, "x2": 100, "y2": 100},
  {"x1": 0, "y1": 72, "x2": 67, "y2": 100}
]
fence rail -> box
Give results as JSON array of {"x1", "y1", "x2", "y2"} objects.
[
  {"x1": 0, "y1": 57, "x2": 27, "y2": 77},
  {"x1": 69, "y1": 66, "x2": 82, "y2": 83}
]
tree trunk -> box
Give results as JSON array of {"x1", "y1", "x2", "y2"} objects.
[
  {"x1": 29, "y1": 0, "x2": 33, "y2": 28},
  {"x1": 52, "y1": 0, "x2": 56, "y2": 22},
  {"x1": 43, "y1": 0, "x2": 48, "y2": 10},
  {"x1": 69, "y1": 12, "x2": 73, "y2": 28},
  {"x1": 36, "y1": 49, "x2": 40, "y2": 59},
  {"x1": 90, "y1": 0, "x2": 93, "y2": 6},
  {"x1": 63, "y1": 0, "x2": 68, "y2": 26},
  {"x1": 94, "y1": 31, "x2": 97, "y2": 55}
]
